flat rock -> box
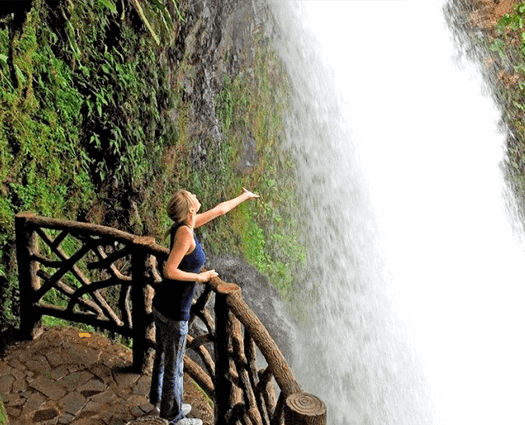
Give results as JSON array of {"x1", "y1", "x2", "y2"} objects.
[
  {"x1": 21, "y1": 391, "x2": 47, "y2": 416},
  {"x1": 49, "y1": 365, "x2": 69, "y2": 381},
  {"x1": 29, "y1": 374, "x2": 66, "y2": 400},
  {"x1": 59, "y1": 392, "x2": 88, "y2": 415},
  {"x1": 132, "y1": 375, "x2": 150, "y2": 396},
  {"x1": 0, "y1": 360, "x2": 12, "y2": 377},
  {"x1": 46, "y1": 351, "x2": 66, "y2": 368},
  {"x1": 0, "y1": 372, "x2": 15, "y2": 394},
  {"x1": 61, "y1": 343, "x2": 101, "y2": 368},
  {"x1": 25, "y1": 355, "x2": 51, "y2": 373},
  {"x1": 56, "y1": 370, "x2": 93, "y2": 391},
  {"x1": 32, "y1": 407, "x2": 60, "y2": 422},
  {"x1": 112, "y1": 369, "x2": 140, "y2": 389}
]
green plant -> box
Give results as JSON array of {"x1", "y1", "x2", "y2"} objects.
[
  {"x1": 0, "y1": 0, "x2": 186, "y2": 326},
  {"x1": 488, "y1": 1, "x2": 525, "y2": 203},
  {"x1": 190, "y1": 378, "x2": 214, "y2": 408},
  {"x1": 211, "y1": 36, "x2": 307, "y2": 296},
  {"x1": 0, "y1": 395, "x2": 7, "y2": 425}
]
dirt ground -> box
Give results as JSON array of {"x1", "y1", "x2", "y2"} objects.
[{"x1": 0, "y1": 326, "x2": 213, "y2": 425}]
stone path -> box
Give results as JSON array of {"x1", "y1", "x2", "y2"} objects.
[{"x1": 0, "y1": 327, "x2": 213, "y2": 425}]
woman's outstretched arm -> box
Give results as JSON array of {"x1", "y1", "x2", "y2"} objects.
[{"x1": 194, "y1": 187, "x2": 259, "y2": 228}]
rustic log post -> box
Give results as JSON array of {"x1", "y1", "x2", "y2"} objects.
[
  {"x1": 15, "y1": 212, "x2": 43, "y2": 339},
  {"x1": 221, "y1": 284, "x2": 301, "y2": 397},
  {"x1": 284, "y1": 393, "x2": 326, "y2": 425},
  {"x1": 214, "y1": 282, "x2": 239, "y2": 425},
  {"x1": 131, "y1": 236, "x2": 155, "y2": 372}
]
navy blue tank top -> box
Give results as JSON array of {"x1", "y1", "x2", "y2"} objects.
[{"x1": 154, "y1": 223, "x2": 206, "y2": 321}]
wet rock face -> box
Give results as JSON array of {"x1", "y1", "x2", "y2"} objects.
[
  {"x1": 173, "y1": 0, "x2": 272, "y2": 150},
  {"x1": 168, "y1": 0, "x2": 295, "y2": 368},
  {"x1": 207, "y1": 254, "x2": 294, "y2": 361}
]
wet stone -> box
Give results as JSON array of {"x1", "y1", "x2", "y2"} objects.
[
  {"x1": 61, "y1": 343, "x2": 100, "y2": 368},
  {"x1": 26, "y1": 356, "x2": 51, "y2": 373},
  {"x1": 0, "y1": 361, "x2": 12, "y2": 377},
  {"x1": 58, "y1": 413, "x2": 75, "y2": 424},
  {"x1": 130, "y1": 405, "x2": 144, "y2": 417},
  {"x1": 138, "y1": 402, "x2": 155, "y2": 414},
  {"x1": 46, "y1": 351, "x2": 66, "y2": 368},
  {"x1": 0, "y1": 372, "x2": 14, "y2": 394},
  {"x1": 57, "y1": 370, "x2": 93, "y2": 391},
  {"x1": 59, "y1": 392, "x2": 87, "y2": 415},
  {"x1": 6, "y1": 357, "x2": 25, "y2": 371},
  {"x1": 6, "y1": 405, "x2": 22, "y2": 418},
  {"x1": 11, "y1": 367, "x2": 26, "y2": 380},
  {"x1": 112, "y1": 370, "x2": 139, "y2": 389},
  {"x1": 29, "y1": 374, "x2": 67, "y2": 401},
  {"x1": 4, "y1": 393, "x2": 25, "y2": 407},
  {"x1": 132, "y1": 375, "x2": 151, "y2": 396},
  {"x1": 79, "y1": 377, "x2": 107, "y2": 395},
  {"x1": 49, "y1": 365, "x2": 69, "y2": 381},
  {"x1": 67, "y1": 364, "x2": 80, "y2": 374},
  {"x1": 124, "y1": 394, "x2": 150, "y2": 414},
  {"x1": 98, "y1": 410, "x2": 114, "y2": 425},
  {"x1": 33, "y1": 407, "x2": 59, "y2": 422},
  {"x1": 73, "y1": 416, "x2": 106, "y2": 425},
  {"x1": 90, "y1": 363, "x2": 114, "y2": 384},
  {"x1": 81, "y1": 389, "x2": 102, "y2": 399},
  {"x1": 12, "y1": 376, "x2": 28, "y2": 393},
  {"x1": 82, "y1": 397, "x2": 107, "y2": 416},
  {"x1": 22, "y1": 391, "x2": 47, "y2": 416},
  {"x1": 16, "y1": 348, "x2": 33, "y2": 363}
]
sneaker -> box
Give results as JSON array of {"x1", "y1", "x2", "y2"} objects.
[
  {"x1": 153, "y1": 404, "x2": 191, "y2": 417},
  {"x1": 174, "y1": 419, "x2": 202, "y2": 425},
  {"x1": 182, "y1": 404, "x2": 192, "y2": 416}
]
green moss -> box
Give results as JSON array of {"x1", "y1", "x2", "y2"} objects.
[
  {"x1": 489, "y1": 2, "x2": 525, "y2": 201},
  {"x1": 0, "y1": 395, "x2": 6, "y2": 425},
  {"x1": 0, "y1": 0, "x2": 305, "y2": 329},
  {"x1": 211, "y1": 36, "x2": 306, "y2": 296}
]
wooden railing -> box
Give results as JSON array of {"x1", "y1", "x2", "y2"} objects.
[{"x1": 15, "y1": 212, "x2": 326, "y2": 425}]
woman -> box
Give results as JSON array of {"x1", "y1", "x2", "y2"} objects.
[{"x1": 150, "y1": 188, "x2": 259, "y2": 425}]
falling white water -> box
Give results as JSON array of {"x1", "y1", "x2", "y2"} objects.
[{"x1": 270, "y1": 1, "x2": 525, "y2": 425}]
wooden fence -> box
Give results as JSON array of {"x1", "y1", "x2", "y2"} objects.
[{"x1": 15, "y1": 212, "x2": 326, "y2": 425}]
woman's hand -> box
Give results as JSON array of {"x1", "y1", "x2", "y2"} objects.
[
  {"x1": 242, "y1": 187, "x2": 260, "y2": 199},
  {"x1": 198, "y1": 269, "x2": 218, "y2": 282},
  {"x1": 195, "y1": 188, "x2": 259, "y2": 228}
]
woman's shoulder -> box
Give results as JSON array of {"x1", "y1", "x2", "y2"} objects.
[{"x1": 173, "y1": 224, "x2": 193, "y2": 239}]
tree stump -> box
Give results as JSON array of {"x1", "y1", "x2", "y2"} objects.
[{"x1": 284, "y1": 392, "x2": 326, "y2": 425}]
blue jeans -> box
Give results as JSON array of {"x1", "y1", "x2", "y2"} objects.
[{"x1": 150, "y1": 308, "x2": 189, "y2": 423}]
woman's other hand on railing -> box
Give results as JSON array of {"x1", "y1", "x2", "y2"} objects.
[{"x1": 198, "y1": 269, "x2": 218, "y2": 283}]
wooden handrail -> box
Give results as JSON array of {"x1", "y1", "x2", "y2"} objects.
[{"x1": 14, "y1": 212, "x2": 326, "y2": 425}]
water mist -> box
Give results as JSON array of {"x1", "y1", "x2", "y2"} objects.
[{"x1": 270, "y1": 1, "x2": 525, "y2": 425}]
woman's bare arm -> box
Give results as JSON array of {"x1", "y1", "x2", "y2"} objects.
[
  {"x1": 194, "y1": 188, "x2": 259, "y2": 228},
  {"x1": 163, "y1": 226, "x2": 217, "y2": 282}
]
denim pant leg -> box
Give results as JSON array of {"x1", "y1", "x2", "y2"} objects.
[
  {"x1": 155, "y1": 316, "x2": 189, "y2": 423},
  {"x1": 149, "y1": 319, "x2": 164, "y2": 406}
]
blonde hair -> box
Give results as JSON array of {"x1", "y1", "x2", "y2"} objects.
[{"x1": 167, "y1": 189, "x2": 194, "y2": 224}]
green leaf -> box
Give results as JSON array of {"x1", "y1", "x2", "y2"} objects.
[
  {"x1": 0, "y1": 54, "x2": 7, "y2": 63},
  {"x1": 14, "y1": 64, "x2": 26, "y2": 85},
  {"x1": 98, "y1": 0, "x2": 117, "y2": 14}
]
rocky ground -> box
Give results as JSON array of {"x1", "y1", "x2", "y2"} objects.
[{"x1": 0, "y1": 327, "x2": 213, "y2": 425}]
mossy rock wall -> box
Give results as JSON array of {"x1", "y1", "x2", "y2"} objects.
[{"x1": 0, "y1": 0, "x2": 305, "y2": 327}]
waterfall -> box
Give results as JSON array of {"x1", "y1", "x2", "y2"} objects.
[{"x1": 270, "y1": 1, "x2": 525, "y2": 425}]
